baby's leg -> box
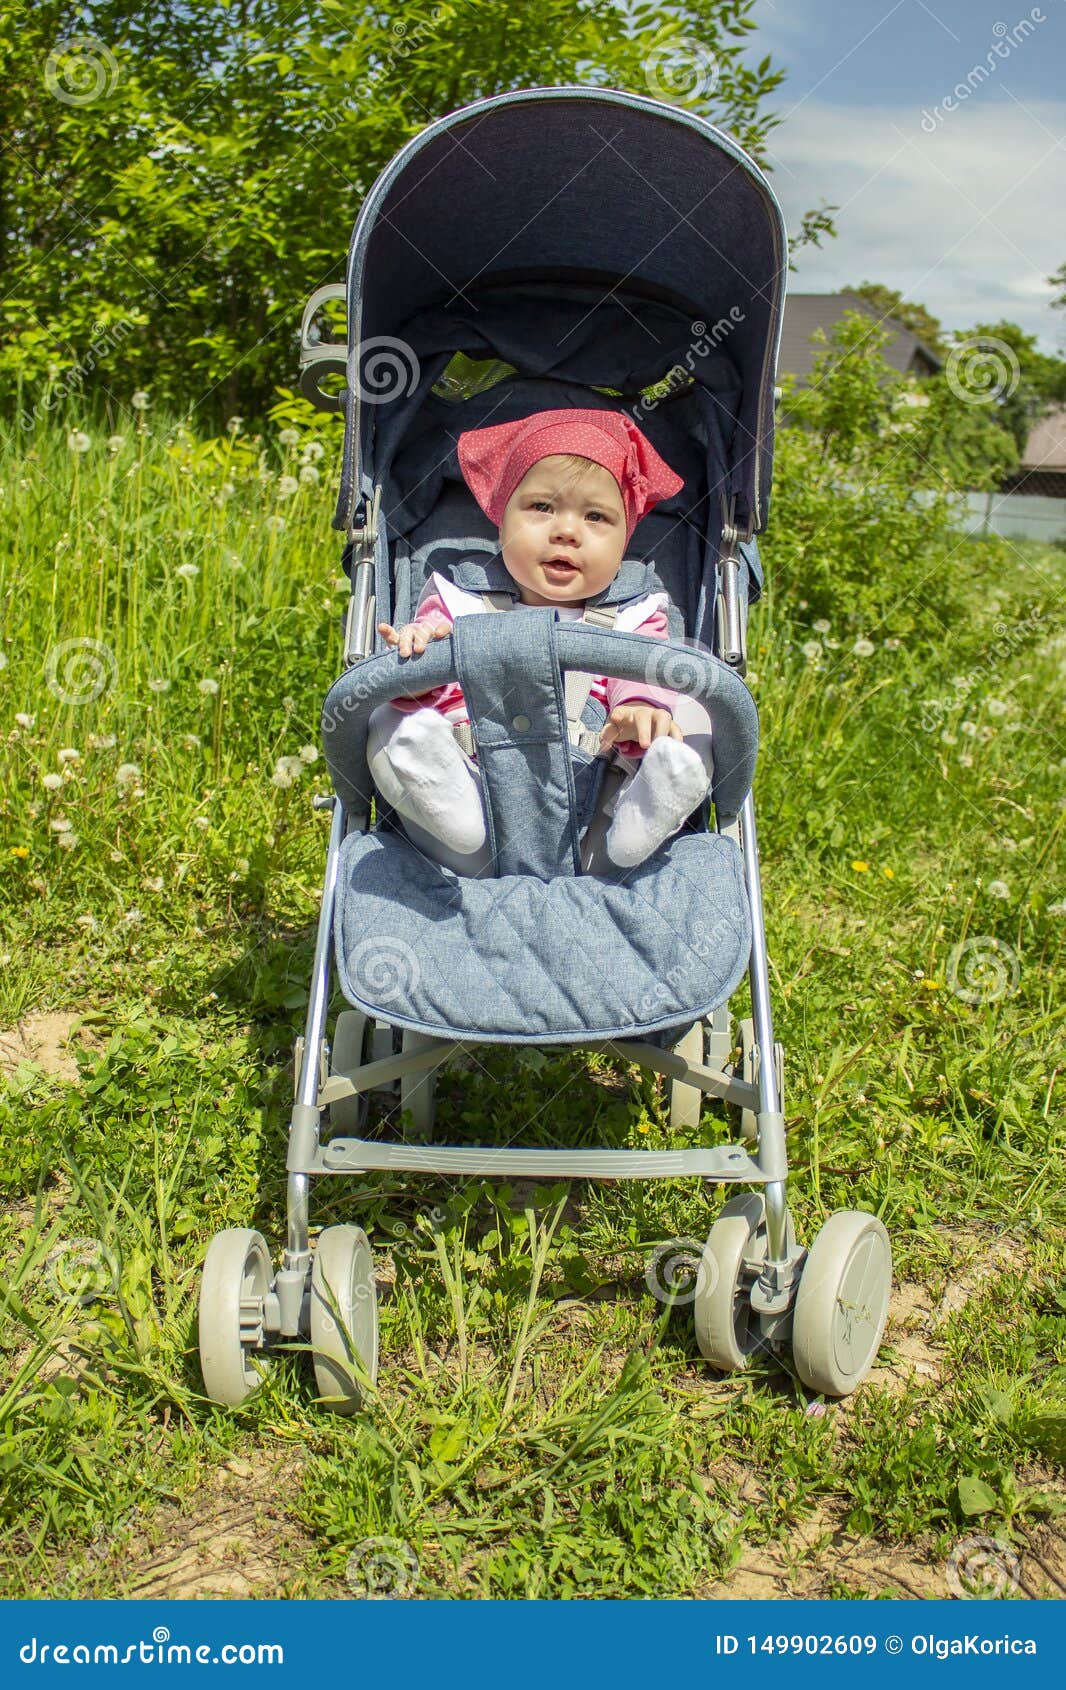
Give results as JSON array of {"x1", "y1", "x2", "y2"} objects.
[
  {"x1": 603, "y1": 737, "x2": 711, "y2": 869},
  {"x1": 367, "y1": 704, "x2": 492, "y2": 874}
]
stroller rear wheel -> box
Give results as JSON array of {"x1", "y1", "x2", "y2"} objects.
[
  {"x1": 198, "y1": 1228, "x2": 273, "y2": 1406},
  {"x1": 791, "y1": 1211, "x2": 892, "y2": 1397},
  {"x1": 693, "y1": 1192, "x2": 771, "y2": 1372},
  {"x1": 310, "y1": 1224, "x2": 379, "y2": 1413},
  {"x1": 328, "y1": 1010, "x2": 371, "y2": 1132},
  {"x1": 668, "y1": 1021, "x2": 706, "y2": 1130}
]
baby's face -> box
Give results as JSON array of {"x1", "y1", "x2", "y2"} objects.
[{"x1": 499, "y1": 456, "x2": 627, "y2": 606}]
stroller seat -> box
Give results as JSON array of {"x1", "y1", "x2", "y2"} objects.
[{"x1": 322, "y1": 605, "x2": 758, "y2": 1044}]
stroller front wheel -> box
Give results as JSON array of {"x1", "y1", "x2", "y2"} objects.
[
  {"x1": 791, "y1": 1211, "x2": 892, "y2": 1397},
  {"x1": 198, "y1": 1228, "x2": 273, "y2": 1406},
  {"x1": 693, "y1": 1193, "x2": 771, "y2": 1372},
  {"x1": 310, "y1": 1225, "x2": 379, "y2": 1413}
]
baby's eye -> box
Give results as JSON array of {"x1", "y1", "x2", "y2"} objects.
[
  {"x1": 529, "y1": 500, "x2": 552, "y2": 512},
  {"x1": 586, "y1": 510, "x2": 608, "y2": 522}
]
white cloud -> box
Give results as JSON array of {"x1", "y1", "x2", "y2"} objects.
[{"x1": 763, "y1": 96, "x2": 1066, "y2": 352}]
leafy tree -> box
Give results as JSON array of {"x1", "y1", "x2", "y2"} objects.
[
  {"x1": 945, "y1": 319, "x2": 1066, "y2": 454},
  {"x1": 845, "y1": 282, "x2": 947, "y2": 359},
  {"x1": 1, "y1": 0, "x2": 790, "y2": 424}
]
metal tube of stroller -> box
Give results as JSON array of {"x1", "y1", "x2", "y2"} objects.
[
  {"x1": 739, "y1": 791, "x2": 790, "y2": 1265},
  {"x1": 344, "y1": 552, "x2": 374, "y2": 665},
  {"x1": 286, "y1": 798, "x2": 348, "y2": 1259}
]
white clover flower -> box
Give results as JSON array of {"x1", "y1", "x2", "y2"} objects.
[
  {"x1": 812, "y1": 618, "x2": 831, "y2": 635},
  {"x1": 197, "y1": 677, "x2": 220, "y2": 695},
  {"x1": 960, "y1": 720, "x2": 977, "y2": 736},
  {"x1": 147, "y1": 677, "x2": 170, "y2": 692},
  {"x1": 801, "y1": 640, "x2": 821, "y2": 660},
  {"x1": 182, "y1": 732, "x2": 202, "y2": 749},
  {"x1": 987, "y1": 698, "x2": 1008, "y2": 716},
  {"x1": 277, "y1": 475, "x2": 300, "y2": 499},
  {"x1": 107, "y1": 434, "x2": 126, "y2": 453},
  {"x1": 852, "y1": 638, "x2": 875, "y2": 657},
  {"x1": 115, "y1": 762, "x2": 141, "y2": 786},
  {"x1": 299, "y1": 463, "x2": 320, "y2": 486},
  {"x1": 57, "y1": 747, "x2": 80, "y2": 764},
  {"x1": 192, "y1": 816, "x2": 210, "y2": 831},
  {"x1": 987, "y1": 879, "x2": 1010, "y2": 900},
  {"x1": 49, "y1": 816, "x2": 70, "y2": 832},
  {"x1": 131, "y1": 392, "x2": 150, "y2": 411},
  {"x1": 278, "y1": 427, "x2": 300, "y2": 448},
  {"x1": 175, "y1": 562, "x2": 199, "y2": 580},
  {"x1": 57, "y1": 831, "x2": 78, "y2": 851},
  {"x1": 301, "y1": 440, "x2": 325, "y2": 464},
  {"x1": 87, "y1": 732, "x2": 117, "y2": 750},
  {"x1": 14, "y1": 712, "x2": 35, "y2": 729},
  {"x1": 940, "y1": 730, "x2": 957, "y2": 745},
  {"x1": 226, "y1": 415, "x2": 243, "y2": 435},
  {"x1": 282, "y1": 696, "x2": 296, "y2": 712},
  {"x1": 298, "y1": 744, "x2": 319, "y2": 764},
  {"x1": 67, "y1": 430, "x2": 91, "y2": 454},
  {"x1": 42, "y1": 772, "x2": 63, "y2": 791}
]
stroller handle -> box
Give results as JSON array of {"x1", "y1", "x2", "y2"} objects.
[{"x1": 321, "y1": 622, "x2": 758, "y2": 826}]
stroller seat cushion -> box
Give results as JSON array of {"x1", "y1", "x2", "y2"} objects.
[{"x1": 333, "y1": 827, "x2": 751, "y2": 1044}]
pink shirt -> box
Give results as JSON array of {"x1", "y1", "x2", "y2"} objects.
[{"x1": 391, "y1": 571, "x2": 679, "y2": 759}]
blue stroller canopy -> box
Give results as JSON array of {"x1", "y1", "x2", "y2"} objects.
[{"x1": 334, "y1": 86, "x2": 788, "y2": 541}]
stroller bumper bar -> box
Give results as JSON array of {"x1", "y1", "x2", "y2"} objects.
[{"x1": 322, "y1": 620, "x2": 759, "y2": 827}]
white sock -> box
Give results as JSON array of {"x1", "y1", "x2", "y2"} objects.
[
  {"x1": 369, "y1": 706, "x2": 488, "y2": 855},
  {"x1": 604, "y1": 737, "x2": 710, "y2": 868}
]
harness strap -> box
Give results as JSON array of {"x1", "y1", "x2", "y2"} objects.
[{"x1": 452, "y1": 594, "x2": 619, "y2": 757}]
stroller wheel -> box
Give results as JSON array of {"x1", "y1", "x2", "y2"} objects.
[
  {"x1": 791, "y1": 1211, "x2": 892, "y2": 1398},
  {"x1": 310, "y1": 1225, "x2": 379, "y2": 1414},
  {"x1": 693, "y1": 1193, "x2": 770, "y2": 1372},
  {"x1": 198, "y1": 1228, "x2": 273, "y2": 1406},
  {"x1": 400, "y1": 1030, "x2": 436, "y2": 1141},
  {"x1": 738, "y1": 1019, "x2": 784, "y2": 1139},
  {"x1": 669, "y1": 1021, "x2": 705, "y2": 1130},
  {"x1": 329, "y1": 1011, "x2": 371, "y2": 1133}
]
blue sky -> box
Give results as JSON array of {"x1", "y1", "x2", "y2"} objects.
[{"x1": 746, "y1": 0, "x2": 1066, "y2": 351}]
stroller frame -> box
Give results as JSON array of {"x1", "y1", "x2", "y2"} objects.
[{"x1": 197, "y1": 87, "x2": 892, "y2": 1412}]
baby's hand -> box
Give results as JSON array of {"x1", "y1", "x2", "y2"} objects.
[
  {"x1": 600, "y1": 703, "x2": 681, "y2": 752},
  {"x1": 377, "y1": 617, "x2": 451, "y2": 658}
]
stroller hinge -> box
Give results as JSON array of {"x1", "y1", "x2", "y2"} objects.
[{"x1": 347, "y1": 482, "x2": 381, "y2": 553}]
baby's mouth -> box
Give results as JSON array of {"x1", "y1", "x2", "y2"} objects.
[{"x1": 542, "y1": 557, "x2": 580, "y2": 575}]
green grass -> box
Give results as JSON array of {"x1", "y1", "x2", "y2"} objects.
[{"x1": 0, "y1": 412, "x2": 1063, "y2": 1599}]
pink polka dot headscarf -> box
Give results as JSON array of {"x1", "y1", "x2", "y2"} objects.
[{"x1": 456, "y1": 408, "x2": 684, "y2": 544}]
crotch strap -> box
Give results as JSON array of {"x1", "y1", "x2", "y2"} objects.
[
  {"x1": 452, "y1": 595, "x2": 618, "y2": 758},
  {"x1": 451, "y1": 608, "x2": 582, "y2": 878}
]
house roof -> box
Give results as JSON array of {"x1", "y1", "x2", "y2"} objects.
[
  {"x1": 778, "y1": 292, "x2": 942, "y2": 383},
  {"x1": 1020, "y1": 403, "x2": 1066, "y2": 472}
]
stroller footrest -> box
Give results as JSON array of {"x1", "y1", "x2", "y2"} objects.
[{"x1": 308, "y1": 1139, "x2": 765, "y2": 1181}]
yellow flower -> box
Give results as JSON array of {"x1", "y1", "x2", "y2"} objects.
[
  {"x1": 921, "y1": 979, "x2": 941, "y2": 991},
  {"x1": 637, "y1": 1122, "x2": 650, "y2": 1135},
  {"x1": 10, "y1": 846, "x2": 29, "y2": 859},
  {"x1": 882, "y1": 866, "x2": 895, "y2": 879},
  {"x1": 851, "y1": 859, "x2": 869, "y2": 872}
]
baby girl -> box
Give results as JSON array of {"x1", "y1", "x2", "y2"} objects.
[{"x1": 368, "y1": 408, "x2": 711, "y2": 872}]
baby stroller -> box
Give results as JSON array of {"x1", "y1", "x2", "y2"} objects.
[{"x1": 198, "y1": 86, "x2": 892, "y2": 1411}]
